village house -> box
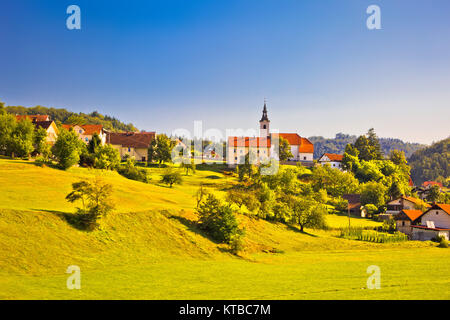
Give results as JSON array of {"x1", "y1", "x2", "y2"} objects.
[
  {"x1": 385, "y1": 195, "x2": 430, "y2": 215},
  {"x1": 15, "y1": 115, "x2": 58, "y2": 145},
  {"x1": 411, "y1": 204, "x2": 450, "y2": 241},
  {"x1": 318, "y1": 153, "x2": 344, "y2": 170},
  {"x1": 342, "y1": 194, "x2": 366, "y2": 217},
  {"x1": 227, "y1": 103, "x2": 314, "y2": 166},
  {"x1": 62, "y1": 124, "x2": 107, "y2": 145},
  {"x1": 394, "y1": 209, "x2": 423, "y2": 238},
  {"x1": 107, "y1": 131, "x2": 156, "y2": 161}
]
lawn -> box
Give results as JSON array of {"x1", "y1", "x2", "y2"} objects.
[{"x1": 0, "y1": 158, "x2": 449, "y2": 300}]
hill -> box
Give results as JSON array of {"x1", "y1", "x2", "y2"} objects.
[
  {"x1": 409, "y1": 138, "x2": 450, "y2": 186},
  {"x1": 0, "y1": 158, "x2": 449, "y2": 299},
  {"x1": 309, "y1": 133, "x2": 425, "y2": 159},
  {"x1": 4, "y1": 104, "x2": 137, "y2": 132}
]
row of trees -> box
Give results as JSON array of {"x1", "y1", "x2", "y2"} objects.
[{"x1": 0, "y1": 110, "x2": 50, "y2": 158}]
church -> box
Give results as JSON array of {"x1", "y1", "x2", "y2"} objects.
[{"x1": 227, "y1": 103, "x2": 314, "y2": 166}]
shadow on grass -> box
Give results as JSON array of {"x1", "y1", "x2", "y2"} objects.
[
  {"x1": 33, "y1": 208, "x2": 95, "y2": 232},
  {"x1": 168, "y1": 214, "x2": 222, "y2": 245},
  {"x1": 286, "y1": 224, "x2": 319, "y2": 237}
]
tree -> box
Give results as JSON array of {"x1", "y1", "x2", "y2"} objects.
[
  {"x1": 194, "y1": 184, "x2": 210, "y2": 209},
  {"x1": 290, "y1": 199, "x2": 328, "y2": 232},
  {"x1": 196, "y1": 194, "x2": 243, "y2": 243},
  {"x1": 341, "y1": 143, "x2": 360, "y2": 172},
  {"x1": 118, "y1": 157, "x2": 150, "y2": 183},
  {"x1": 66, "y1": 114, "x2": 87, "y2": 125},
  {"x1": 181, "y1": 158, "x2": 196, "y2": 175},
  {"x1": 226, "y1": 189, "x2": 260, "y2": 212},
  {"x1": 33, "y1": 127, "x2": 51, "y2": 159},
  {"x1": 160, "y1": 168, "x2": 183, "y2": 187},
  {"x1": 427, "y1": 185, "x2": 441, "y2": 203},
  {"x1": 278, "y1": 137, "x2": 293, "y2": 161},
  {"x1": 94, "y1": 144, "x2": 120, "y2": 170},
  {"x1": 360, "y1": 181, "x2": 387, "y2": 208},
  {"x1": 387, "y1": 180, "x2": 403, "y2": 200},
  {"x1": 52, "y1": 128, "x2": 84, "y2": 169},
  {"x1": 0, "y1": 112, "x2": 16, "y2": 153},
  {"x1": 65, "y1": 177, "x2": 114, "y2": 230},
  {"x1": 88, "y1": 132, "x2": 102, "y2": 154},
  {"x1": 367, "y1": 128, "x2": 383, "y2": 160},
  {"x1": 354, "y1": 129, "x2": 383, "y2": 161},
  {"x1": 8, "y1": 118, "x2": 35, "y2": 158},
  {"x1": 148, "y1": 134, "x2": 175, "y2": 165}
]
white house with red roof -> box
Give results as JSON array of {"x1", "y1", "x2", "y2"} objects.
[
  {"x1": 318, "y1": 153, "x2": 344, "y2": 170},
  {"x1": 227, "y1": 103, "x2": 314, "y2": 166},
  {"x1": 62, "y1": 124, "x2": 107, "y2": 145},
  {"x1": 411, "y1": 204, "x2": 450, "y2": 241}
]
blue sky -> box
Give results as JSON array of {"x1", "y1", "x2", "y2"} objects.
[{"x1": 1, "y1": 0, "x2": 449, "y2": 144}]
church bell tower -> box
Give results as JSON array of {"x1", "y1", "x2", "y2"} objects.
[{"x1": 259, "y1": 101, "x2": 270, "y2": 138}]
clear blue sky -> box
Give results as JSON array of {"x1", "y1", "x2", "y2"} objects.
[{"x1": 1, "y1": 0, "x2": 449, "y2": 144}]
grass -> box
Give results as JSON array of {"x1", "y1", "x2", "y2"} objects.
[{"x1": 0, "y1": 158, "x2": 449, "y2": 299}]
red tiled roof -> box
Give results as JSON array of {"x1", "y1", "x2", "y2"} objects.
[
  {"x1": 62, "y1": 124, "x2": 103, "y2": 135},
  {"x1": 321, "y1": 153, "x2": 344, "y2": 162},
  {"x1": 423, "y1": 181, "x2": 443, "y2": 188},
  {"x1": 228, "y1": 136, "x2": 271, "y2": 147},
  {"x1": 107, "y1": 132, "x2": 156, "y2": 148},
  {"x1": 435, "y1": 203, "x2": 450, "y2": 215},
  {"x1": 277, "y1": 133, "x2": 314, "y2": 153},
  {"x1": 16, "y1": 115, "x2": 50, "y2": 122},
  {"x1": 398, "y1": 209, "x2": 423, "y2": 222}
]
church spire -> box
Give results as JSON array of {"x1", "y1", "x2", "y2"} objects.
[{"x1": 260, "y1": 100, "x2": 269, "y2": 122}]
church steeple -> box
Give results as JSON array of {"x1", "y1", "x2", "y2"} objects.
[
  {"x1": 260, "y1": 101, "x2": 269, "y2": 122},
  {"x1": 259, "y1": 100, "x2": 270, "y2": 137}
]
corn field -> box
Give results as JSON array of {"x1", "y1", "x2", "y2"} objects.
[{"x1": 340, "y1": 227, "x2": 408, "y2": 243}]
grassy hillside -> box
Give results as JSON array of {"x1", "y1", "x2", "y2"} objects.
[{"x1": 0, "y1": 159, "x2": 449, "y2": 299}]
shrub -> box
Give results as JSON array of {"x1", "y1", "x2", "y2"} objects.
[
  {"x1": 65, "y1": 178, "x2": 114, "y2": 230},
  {"x1": 118, "y1": 157, "x2": 151, "y2": 183},
  {"x1": 161, "y1": 168, "x2": 183, "y2": 187},
  {"x1": 94, "y1": 144, "x2": 121, "y2": 170},
  {"x1": 197, "y1": 194, "x2": 243, "y2": 243},
  {"x1": 52, "y1": 128, "x2": 85, "y2": 169},
  {"x1": 438, "y1": 238, "x2": 449, "y2": 248}
]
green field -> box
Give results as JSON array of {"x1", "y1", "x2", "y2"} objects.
[{"x1": 0, "y1": 158, "x2": 449, "y2": 299}]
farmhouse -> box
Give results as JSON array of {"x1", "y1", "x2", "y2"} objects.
[
  {"x1": 15, "y1": 115, "x2": 58, "y2": 145},
  {"x1": 107, "y1": 131, "x2": 156, "y2": 161},
  {"x1": 343, "y1": 194, "x2": 364, "y2": 216},
  {"x1": 385, "y1": 196, "x2": 429, "y2": 215},
  {"x1": 318, "y1": 153, "x2": 344, "y2": 170},
  {"x1": 227, "y1": 103, "x2": 313, "y2": 166},
  {"x1": 411, "y1": 204, "x2": 450, "y2": 241},
  {"x1": 394, "y1": 209, "x2": 423, "y2": 237},
  {"x1": 62, "y1": 124, "x2": 107, "y2": 145}
]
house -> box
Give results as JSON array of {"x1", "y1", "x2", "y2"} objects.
[
  {"x1": 227, "y1": 102, "x2": 314, "y2": 166},
  {"x1": 423, "y1": 181, "x2": 443, "y2": 189},
  {"x1": 15, "y1": 115, "x2": 58, "y2": 145},
  {"x1": 394, "y1": 209, "x2": 423, "y2": 237},
  {"x1": 385, "y1": 196, "x2": 430, "y2": 215},
  {"x1": 62, "y1": 124, "x2": 107, "y2": 145},
  {"x1": 343, "y1": 194, "x2": 363, "y2": 216},
  {"x1": 318, "y1": 153, "x2": 344, "y2": 170},
  {"x1": 411, "y1": 204, "x2": 450, "y2": 241},
  {"x1": 107, "y1": 131, "x2": 156, "y2": 161}
]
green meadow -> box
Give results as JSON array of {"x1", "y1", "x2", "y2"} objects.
[{"x1": 0, "y1": 158, "x2": 449, "y2": 299}]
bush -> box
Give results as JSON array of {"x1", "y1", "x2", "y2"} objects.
[
  {"x1": 229, "y1": 233, "x2": 244, "y2": 255},
  {"x1": 94, "y1": 144, "x2": 120, "y2": 170},
  {"x1": 197, "y1": 194, "x2": 243, "y2": 243},
  {"x1": 118, "y1": 158, "x2": 151, "y2": 183},
  {"x1": 439, "y1": 238, "x2": 449, "y2": 248},
  {"x1": 52, "y1": 128, "x2": 85, "y2": 169},
  {"x1": 161, "y1": 168, "x2": 183, "y2": 187}
]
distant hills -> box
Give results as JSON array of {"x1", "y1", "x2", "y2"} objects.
[
  {"x1": 409, "y1": 137, "x2": 449, "y2": 186},
  {"x1": 308, "y1": 133, "x2": 425, "y2": 159},
  {"x1": 5, "y1": 105, "x2": 137, "y2": 132}
]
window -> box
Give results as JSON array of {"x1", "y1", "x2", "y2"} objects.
[
  {"x1": 436, "y1": 211, "x2": 439, "y2": 215},
  {"x1": 79, "y1": 130, "x2": 83, "y2": 134},
  {"x1": 402, "y1": 221, "x2": 405, "y2": 226},
  {"x1": 142, "y1": 157, "x2": 146, "y2": 161},
  {"x1": 128, "y1": 147, "x2": 131, "y2": 152},
  {"x1": 235, "y1": 157, "x2": 237, "y2": 161},
  {"x1": 304, "y1": 156, "x2": 307, "y2": 160},
  {"x1": 85, "y1": 137, "x2": 89, "y2": 142},
  {"x1": 263, "y1": 125, "x2": 266, "y2": 129}
]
